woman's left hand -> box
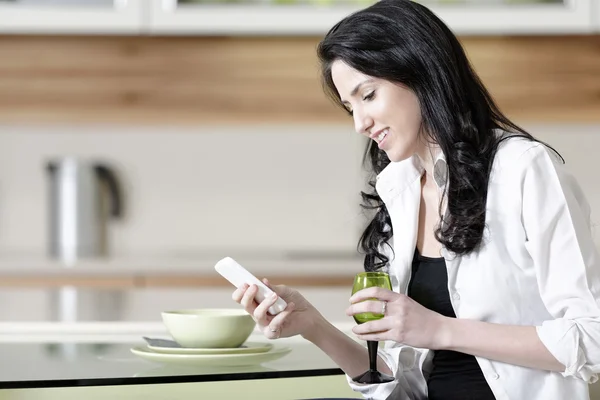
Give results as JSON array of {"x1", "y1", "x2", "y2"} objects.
[{"x1": 347, "y1": 287, "x2": 450, "y2": 350}]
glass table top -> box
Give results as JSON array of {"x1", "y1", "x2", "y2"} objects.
[{"x1": 0, "y1": 337, "x2": 344, "y2": 389}]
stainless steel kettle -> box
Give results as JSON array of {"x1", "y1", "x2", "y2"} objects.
[{"x1": 46, "y1": 157, "x2": 123, "y2": 261}]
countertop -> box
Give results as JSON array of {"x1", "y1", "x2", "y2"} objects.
[
  {"x1": 0, "y1": 321, "x2": 355, "y2": 343},
  {"x1": 0, "y1": 321, "x2": 359, "y2": 400}
]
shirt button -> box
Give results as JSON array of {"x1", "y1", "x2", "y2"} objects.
[
  {"x1": 452, "y1": 292, "x2": 461, "y2": 301},
  {"x1": 491, "y1": 373, "x2": 500, "y2": 380}
]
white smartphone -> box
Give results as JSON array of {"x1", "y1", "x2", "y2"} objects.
[{"x1": 214, "y1": 257, "x2": 287, "y2": 315}]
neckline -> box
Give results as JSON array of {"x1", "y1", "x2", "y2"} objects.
[{"x1": 415, "y1": 248, "x2": 444, "y2": 262}]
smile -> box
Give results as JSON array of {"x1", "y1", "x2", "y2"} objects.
[{"x1": 375, "y1": 129, "x2": 388, "y2": 143}]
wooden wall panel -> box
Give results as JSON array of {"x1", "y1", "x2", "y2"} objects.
[
  {"x1": 462, "y1": 36, "x2": 600, "y2": 123},
  {"x1": 0, "y1": 35, "x2": 598, "y2": 125},
  {"x1": 0, "y1": 274, "x2": 351, "y2": 288}
]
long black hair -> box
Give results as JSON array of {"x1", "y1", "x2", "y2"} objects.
[{"x1": 317, "y1": 0, "x2": 556, "y2": 271}]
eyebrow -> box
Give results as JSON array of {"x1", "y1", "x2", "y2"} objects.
[
  {"x1": 351, "y1": 79, "x2": 375, "y2": 96},
  {"x1": 341, "y1": 78, "x2": 376, "y2": 105}
]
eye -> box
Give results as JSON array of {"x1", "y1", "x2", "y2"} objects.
[{"x1": 363, "y1": 91, "x2": 375, "y2": 101}]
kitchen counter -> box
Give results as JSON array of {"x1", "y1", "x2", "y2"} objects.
[
  {"x1": 0, "y1": 322, "x2": 361, "y2": 399},
  {"x1": 0, "y1": 320, "x2": 355, "y2": 344}
]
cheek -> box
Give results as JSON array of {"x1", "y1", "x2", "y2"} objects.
[
  {"x1": 389, "y1": 99, "x2": 421, "y2": 132},
  {"x1": 400, "y1": 108, "x2": 423, "y2": 145},
  {"x1": 386, "y1": 118, "x2": 421, "y2": 162},
  {"x1": 409, "y1": 101, "x2": 423, "y2": 132},
  {"x1": 394, "y1": 114, "x2": 421, "y2": 144}
]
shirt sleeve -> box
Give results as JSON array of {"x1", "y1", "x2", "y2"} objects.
[
  {"x1": 345, "y1": 344, "x2": 430, "y2": 400},
  {"x1": 344, "y1": 236, "x2": 431, "y2": 399},
  {"x1": 520, "y1": 144, "x2": 600, "y2": 383}
]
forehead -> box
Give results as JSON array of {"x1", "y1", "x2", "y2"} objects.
[{"x1": 330, "y1": 60, "x2": 373, "y2": 99}]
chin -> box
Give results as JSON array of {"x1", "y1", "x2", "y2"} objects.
[{"x1": 385, "y1": 150, "x2": 411, "y2": 163}]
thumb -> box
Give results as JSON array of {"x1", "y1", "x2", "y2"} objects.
[{"x1": 262, "y1": 278, "x2": 290, "y2": 297}]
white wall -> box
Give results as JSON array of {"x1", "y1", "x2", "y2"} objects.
[
  {"x1": 0, "y1": 123, "x2": 598, "y2": 256},
  {"x1": 0, "y1": 124, "x2": 366, "y2": 256}
]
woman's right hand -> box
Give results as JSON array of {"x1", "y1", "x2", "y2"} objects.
[{"x1": 232, "y1": 279, "x2": 322, "y2": 340}]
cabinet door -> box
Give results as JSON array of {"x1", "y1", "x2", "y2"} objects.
[
  {"x1": 428, "y1": 0, "x2": 595, "y2": 35},
  {"x1": 148, "y1": 0, "x2": 368, "y2": 35},
  {"x1": 0, "y1": 0, "x2": 145, "y2": 34},
  {"x1": 148, "y1": 0, "x2": 595, "y2": 35}
]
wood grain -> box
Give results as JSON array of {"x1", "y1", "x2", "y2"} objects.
[
  {"x1": 141, "y1": 275, "x2": 353, "y2": 288},
  {"x1": 462, "y1": 36, "x2": 600, "y2": 123},
  {"x1": 0, "y1": 274, "x2": 353, "y2": 288},
  {"x1": 0, "y1": 35, "x2": 598, "y2": 124},
  {"x1": 0, "y1": 276, "x2": 138, "y2": 288}
]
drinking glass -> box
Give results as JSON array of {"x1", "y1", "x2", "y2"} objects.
[{"x1": 351, "y1": 271, "x2": 394, "y2": 384}]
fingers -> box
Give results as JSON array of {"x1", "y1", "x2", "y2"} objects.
[
  {"x1": 265, "y1": 302, "x2": 296, "y2": 340},
  {"x1": 346, "y1": 299, "x2": 387, "y2": 317},
  {"x1": 252, "y1": 289, "x2": 282, "y2": 325},
  {"x1": 262, "y1": 278, "x2": 289, "y2": 297},
  {"x1": 349, "y1": 287, "x2": 397, "y2": 304},
  {"x1": 353, "y1": 326, "x2": 389, "y2": 342},
  {"x1": 352, "y1": 319, "x2": 388, "y2": 335},
  {"x1": 231, "y1": 283, "x2": 248, "y2": 303},
  {"x1": 354, "y1": 331, "x2": 387, "y2": 342},
  {"x1": 268, "y1": 301, "x2": 295, "y2": 330},
  {"x1": 233, "y1": 280, "x2": 296, "y2": 338},
  {"x1": 239, "y1": 284, "x2": 260, "y2": 317}
]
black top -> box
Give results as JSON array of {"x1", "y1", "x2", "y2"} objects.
[{"x1": 407, "y1": 249, "x2": 496, "y2": 400}]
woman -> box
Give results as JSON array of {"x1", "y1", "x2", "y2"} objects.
[{"x1": 232, "y1": 1, "x2": 600, "y2": 399}]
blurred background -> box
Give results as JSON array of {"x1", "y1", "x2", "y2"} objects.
[{"x1": 0, "y1": 0, "x2": 598, "y2": 325}]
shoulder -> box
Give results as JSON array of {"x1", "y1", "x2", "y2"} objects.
[
  {"x1": 492, "y1": 132, "x2": 563, "y2": 179},
  {"x1": 494, "y1": 133, "x2": 553, "y2": 164},
  {"x1": 491, "y1": 132, "x2": 588, "y2": 207}
]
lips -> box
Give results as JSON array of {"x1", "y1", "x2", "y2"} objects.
[{"x1": 370, "y1": 128, "x2": 388, "y2": 144}]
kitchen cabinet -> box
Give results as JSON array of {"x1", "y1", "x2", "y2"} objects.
[
  {"x1": 147, "y1": 0, "x2": 370, "y2": 35},
  {"x1": 148, "y1": 0, "x2": 597, "y2": 35},
  {"x1": 0, "y1": 0, "x2": 145, "y2": 34},
  {"x1": 429, "y1": 0, "x2": 597, "y2": 34},
  {"x1": 0, "y1": 0, "x2": 596, "y2": 35}
]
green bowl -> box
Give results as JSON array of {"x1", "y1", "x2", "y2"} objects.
[{"x1": 161, "y1": 309, "x2": 256, "y2": 349}]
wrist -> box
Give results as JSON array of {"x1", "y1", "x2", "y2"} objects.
[
  {"x1": 300, "y1": 313, "x2": 331, "y2": 344},
  {"x1": 435, "y1": 316, "x2": 456, "y2": 350}
]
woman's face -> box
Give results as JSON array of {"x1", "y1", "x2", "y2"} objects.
[{"x1": 331, "y1": 60, "x2": 424, "y2": 163}]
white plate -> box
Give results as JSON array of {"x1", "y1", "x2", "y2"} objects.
[
  {"x1": 131, "y1": 345, "x2": 292, "y2": 367},
  {"x1": 147, "y1": 341, "x2": 273, "y2": 355}
]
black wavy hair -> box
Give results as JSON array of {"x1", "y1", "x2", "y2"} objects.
[{"x1": 317, "y1": 0, "x2": 557, "y2": 271}]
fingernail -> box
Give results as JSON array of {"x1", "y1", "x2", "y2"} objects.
[{"x1": 270, "y1": 293, "x2": 277, "y2": 299}]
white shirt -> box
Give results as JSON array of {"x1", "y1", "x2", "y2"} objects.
[{"x1": 347, "y1": 136, "x2": 600, "y2": 400}]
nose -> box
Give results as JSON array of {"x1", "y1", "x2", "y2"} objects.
[{"x1": 353, "y1": 108, "x2": 374, "y2": 136}]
